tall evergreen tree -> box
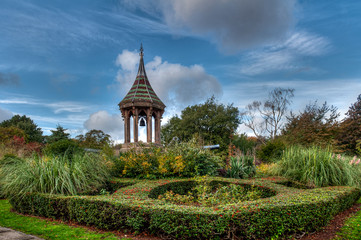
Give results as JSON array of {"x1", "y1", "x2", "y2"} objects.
[{"x1": 46, "y1": 125, "x2": 70, "y2": 144}]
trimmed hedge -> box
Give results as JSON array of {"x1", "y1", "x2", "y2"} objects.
[{"x1": 10, "y1": 177, "x2": 361, "y2": 239}]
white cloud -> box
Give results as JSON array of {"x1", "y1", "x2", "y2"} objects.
[
  {"x1": 0, "y1": 97, "x2": 91, "y2": 114},
  {"x1": 115, "y1": 50, "x2": 222, "y2": 114},
  {"x1": 152, "y1": 0, "x2": 296, "y2": 52},
  {"x1": 240, "y1": 31, "x2": 331, "y2": 75},
  {"x1": 84, "y1": 110, "x2": 124, "y2": 141},
  {"x1": 0, "y1": 107, "x2": 13, "y2": 123}
]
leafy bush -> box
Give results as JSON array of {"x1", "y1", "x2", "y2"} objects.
[
  {"x1": 227, "y1": 155, "x2": 255, "y2": 179},
  {"x1": 232, "y1": 133, "x2": 257, "y2": 154},
  {"x1": 112, "y1": 140, "x2": 221, "y2": 178},
  {"x1": 0, "y1": 153, "x2": 110, "y2": 199},
  {"x1": 256, "y1": 139, "x2": 286, "y2": 163},
  {"x1": 157, "y1": 177, "x2": 265, "y2": 206},
  {"x1": 9, "y1": 177, "x2": 361, "y2": 240},
  {"x1": 255, "y1": 163, "x2": 276, "y2": 177},
  {"x1": 167, "y1": 140, "x2": 222, "y2": 176},
  {"x1": 43, "y1": 139, "x2": 83, "y2": 157},
  {"x1": 272, "y1": 145, "x2": 361, "y2": 187}
]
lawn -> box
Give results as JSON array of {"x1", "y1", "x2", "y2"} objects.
[
  {"x1": 335, "y1": 197, "x2": 361, "y2": 239},
  {"x1": 0, "y1": 199, "x2": 129, "y2": 240}
]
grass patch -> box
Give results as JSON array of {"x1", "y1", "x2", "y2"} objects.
[
  {"x1": 336, "y1": 198, "x2": 361, "y2": 240},
  {"x1": 0, "y1": 199, "x2": 127, "y2": 240}
]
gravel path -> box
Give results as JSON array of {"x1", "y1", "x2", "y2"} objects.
[{"x1": 0, "y1": 227, "x2": 43, "y2": 240}]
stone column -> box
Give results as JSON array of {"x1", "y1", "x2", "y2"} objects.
[
  {"x1": 155, "y1": 111, "x2": 161, "y2": 144},
  {"x1": 133, "y1": 108, "x2": 139, "y2": 143},
  {"x1": 124, "y1": 110, "x2": 131, "y2": 143},
  {"x1": 147, "y1": 108, "x2": 153, "y2": 143}
]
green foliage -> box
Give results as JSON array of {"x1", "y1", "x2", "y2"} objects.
[
  {"x1": 43, "y1": 139, "x2": 83, "y2": 157},
  {"x1": 336, "y1": 198, "x2": 361, "y2": 239},
  {"x1": 0, "y1": 114, "x2": 43, "y2": 143},
  {"x1": 167, "y1": 140, "x2": 222, "y2": 177},
  {"x1": 336, "y1": 94, "x2": 361, "y2": 155},
  {"x1": 282, "y1": 101, "x2": 339, "y2": 147},
  {"x1": 45, "y1": 124, "x2": 70, "y2": 144},
  {"x1": 76, "y1": 129, "x2": 112, "y2": 149},
  {"x1": 112, "y1": 140, "x2": 222, "y2": 179},
  {"x1": 0, "y1": 153, "x2": 111, "y2": 199},
  {"x1": 9, "y1": 177, "x2": 361, "y2": 240},
  {"x1": 272, "y1": 145, "x2": 361, "y2": 187},
  {"x1": 256, "y1": 139, "x2": 286, "y2": 163},
  {"x1": 0, "y1": 126, "x2": 27, "y2": 144},
  {"x1": 0, "y1": 127, "x2": 35, "y2": 159},
  {"x1": 157, "y1": 177, "x2": 265, "y2": 206},
  {"x1": 231, "y1": 133, "x2": 257, "y2": 154},
  {"x1": 161, "y1": 96, "x2": 240, "y2": 152},
  {"x1": 0, "y1": 200, "x2": 122, "y2": 240},
  {"x1": 227, "y1": 155, "x2": 256, "y2": 179}
]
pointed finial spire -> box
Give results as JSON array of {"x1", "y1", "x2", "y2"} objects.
[{"x1": 140, "y1": 43, "x2": 144, "y2": 57}]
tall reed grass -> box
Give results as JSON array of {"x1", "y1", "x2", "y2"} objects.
[
  {"x1": 272, "y1": 145, "x2": 361, "y2": 187},
  {"x1": 0, "y1": 153, "x2": 110, "y2": 199}
]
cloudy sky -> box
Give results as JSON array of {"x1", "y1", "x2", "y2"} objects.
[{"x1": 0, "y1": 0, "x2": 360, "y2": 142}]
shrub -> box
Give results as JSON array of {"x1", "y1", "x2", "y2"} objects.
[
  {"x1": 256, "y1": 139, "x2": 286, "y2": 163},
  {"x1": 0, "y1": 153, "x2": 110, "y2": 199},
  {"x1": 227, "y1": 155, "x2": 255, "y2": 179},
  {"x1": 255, "y1": 163, "x2": 276, "y2": 178},
  {"x1": 167, "y1": 140, "x2": 222, "y2": 177},
  {"x1": 272, "y1": 145, "x2": 361, "y2": 187},
  {"x1": 156, "y1": 177, "x2": 267, "y2": 206},
  {"x1": 232, "y1": 133, "x2": 257, "y2": 154},
  {"x1": 9, "y1": 177, "x2": 361, "y2": 240},
  {"x1": 43, "y1": 139, "x2": 83, "y2": 157},
  {"x1": 112, "y1": 141, "x2": 221, "y2": 179}
]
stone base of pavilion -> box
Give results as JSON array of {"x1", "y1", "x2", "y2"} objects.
[{"x1": 116, "y1": 141, "x2": 163, "y2": 154}]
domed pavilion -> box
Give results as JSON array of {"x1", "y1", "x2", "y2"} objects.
[{"x1": 118, "y1": 45, "x2": 166, "y2": 146}]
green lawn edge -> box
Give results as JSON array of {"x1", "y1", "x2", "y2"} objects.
[
  {"x1": 0, "y1": 199, "x2": 128, "y2": 240},
  {"x1": 335, "y1": 197, "x2": 361, "y2": 240}
]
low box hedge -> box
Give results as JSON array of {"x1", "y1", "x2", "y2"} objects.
[{"x1": 9, "y1": 177, "x2": 361, "y2": 239}]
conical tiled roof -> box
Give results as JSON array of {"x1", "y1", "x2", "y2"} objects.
[{"x1": 119, "y1": 45, "x2": 165, "y2": 110}]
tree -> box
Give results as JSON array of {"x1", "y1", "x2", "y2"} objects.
[
  {"x1": 282, "y1": 101, "x2": 339, "y2": 147},
  {"x1": 240, "y1": 88, "x2": 294, "y2": 141},
  {"x1": 45, "y1": 125, "x2": 70, "y2": 144},
  {"x1": 0, "y1": 115, "x2": 43, "y2": 143},
  {"x1": 0, "y1": 126, "x2": 27, "y2": 145},
  {"x1": 161, "y1": 97, "x2": 240, "y2": 151},
  {"x1": 337, "y1": 94, "x2": 361, "y2": 154},
  {"x1": 76, "y1": 129, "x2": 112, "y2": 149}
]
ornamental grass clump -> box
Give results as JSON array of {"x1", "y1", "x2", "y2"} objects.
[
  {"x1": 227, "y1": 155, "x2": 255, "y2": 179},
  {"x1": 272, "y1": 145, "x2": 361, "y2": 187},
  {"x1": 0, "y1": 152, "x2": 110, "y2": 199}
]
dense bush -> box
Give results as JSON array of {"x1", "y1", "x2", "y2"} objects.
[
  {"x1": 227, "y1": 155, "x2": 255, "y2": 179},
  {"x1": 154, "y1": 177, "x2": 273, "y2": 206},
  {"x1": 112, "y1": 141, "x2": 221, "y2": 179},
  {"x1": 0, "y1": 153, "x2": 110, "y2": 199},
  {"x1": 232, "y1": 134, "x2": 257, "y2": 154},
  {"x1": 256, "y1": 139, "x2": 286, "y2": 163},
  {"x1": 272, "y1": 145, "x2": 361, "y2": 187},
  {"x1": 9, "y1": 177, "x2": 360, "y2": 240},
  {"x1": 43, "y1": 139, "x2": 83, "y2": 157}
]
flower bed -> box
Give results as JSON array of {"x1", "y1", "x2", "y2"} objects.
[{"x1": 10, "y1": 177, "x2": 361, "y2": 239}]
